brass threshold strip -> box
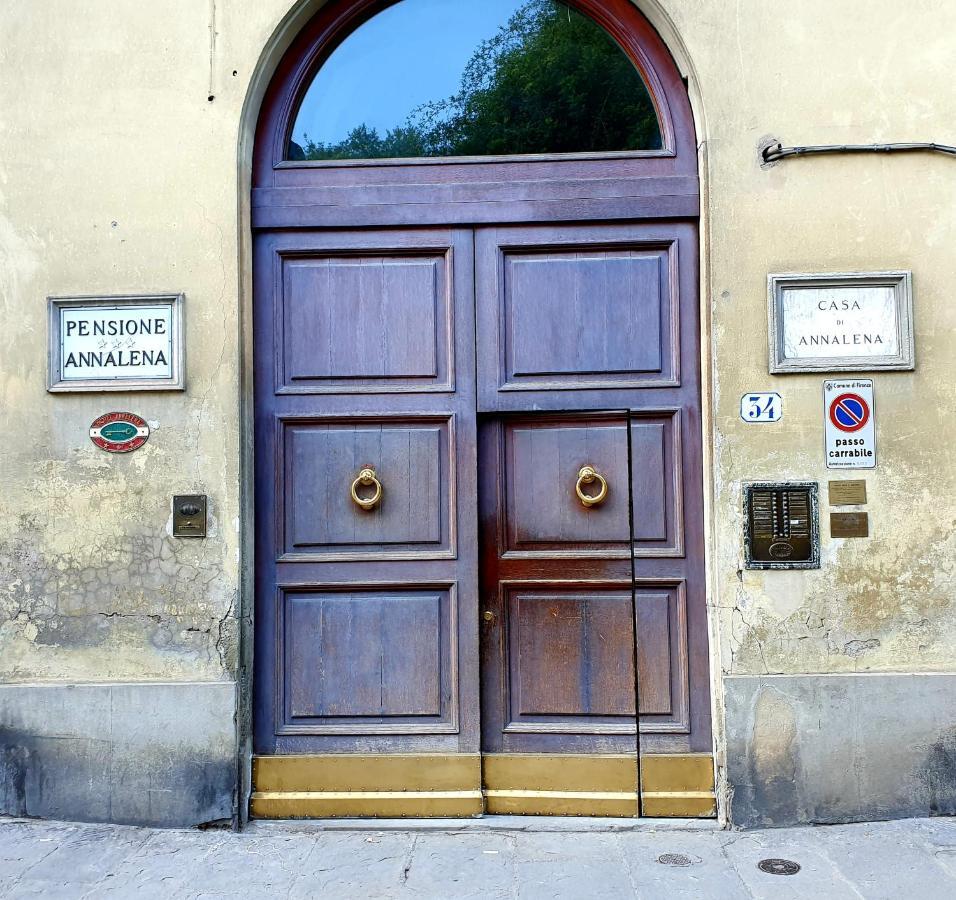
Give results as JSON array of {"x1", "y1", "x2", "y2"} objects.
[
  {"x1": 253, "y1": 791, "x2": 484, "y2": 800},
  {"x1": 643, "y1": 791, "x2": 714, "y2": 798},
  {"x1": 483, "y1": 790, "x2": 635, "y2": 800}
]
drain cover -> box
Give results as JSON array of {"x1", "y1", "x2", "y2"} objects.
[
  {"x1": 658, "y1": 853, "x2": 694, "y2": 867},
  {"x1": 758, "y1": 858, "x2": 801, "y2": 876}
]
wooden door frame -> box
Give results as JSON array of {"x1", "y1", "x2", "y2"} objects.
[{"x1": 237, "y1": 0, "x2": 720, "y2": 823}]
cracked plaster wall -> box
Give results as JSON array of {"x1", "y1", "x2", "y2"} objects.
[
  {"x1": 687, "y1": 0, "x2": 956, "y2": 679},
  {"x1": 0, "y1": 0, "x2": 243, "y2": 683},
  {"x1": 0, "y1": 0, "x2": 954, "y2": 695}
]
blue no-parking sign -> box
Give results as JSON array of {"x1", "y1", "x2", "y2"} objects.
[{"x1": 824, "y1": 379, "x2": 876, "y2": 469}]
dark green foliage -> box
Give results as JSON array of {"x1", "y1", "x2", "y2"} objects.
[{"x1": 293, "y1": 0, "x2": 661, "y2": 161}]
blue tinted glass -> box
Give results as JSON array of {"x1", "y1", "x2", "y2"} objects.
[{"x1": 288, "y1": 0, "x2": 662, "y2": 160}]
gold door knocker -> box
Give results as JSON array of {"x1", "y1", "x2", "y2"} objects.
[
  {"x1": 351, "y1": 467, "x2": 383, "y2": 511},
  {"x1": 575, "y1": 465, "x2": 608, "y2": 508}
]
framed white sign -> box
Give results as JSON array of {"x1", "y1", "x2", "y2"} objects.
[
  {"x1": 768, "y1": 272, "x2": 914, "y2": 373},
  {"x1": 48, "y1": 294, "x2": 185, "y2": 392}
]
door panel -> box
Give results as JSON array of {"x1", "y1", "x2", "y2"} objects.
[
  {"x1": 504, "y1": 418, "x2": 630, "y2": 552},
  {"x1": 279, "y1": 587, "x2": 456, "y2": 732},
  {"x1": 477, "y1": 223, "x2": 691, "y2": 412},
  {"x1": 629, "y1": 414, "x2": 684, "y2": 556},
  {"x1": 254, "y1": 228, "x2": 478, "y2": 757},
  {"x1": 504, "y1": 251, "x2": 663, "y2": 378},
  {"x1": 509, "y1": 588, "x2": 636, "y2": 721},
  {"x1": 281, "y1": 416, "x2": 452, "y2": 558},
  {"x1": 635, "y1": 584, "x2": 689, "y2": 730},
  {"x1": 277, "y1": 250, "x2": 453, "y2": 393}
]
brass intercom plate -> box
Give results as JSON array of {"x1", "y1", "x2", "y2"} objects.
[
  {"x1": 173, "y1": 494, "x2": 207, "y2": 538},
  {"x1": 744, "y1": 482, "x2": 820, "y2": 569}
]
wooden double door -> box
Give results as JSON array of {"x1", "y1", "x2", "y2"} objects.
[{"x1": 252, "y1": 221, "x2": 713, "y2": 817}]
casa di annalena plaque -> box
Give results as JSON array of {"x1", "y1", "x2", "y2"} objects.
[
  {"x1": 48, "y1": 294, "x2": 185, "y2": 392},
  {"x1": 768, "y1": 272, "x2": 914, "y2": 373}
]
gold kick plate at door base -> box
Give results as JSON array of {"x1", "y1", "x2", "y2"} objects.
[
  {"x1": 640, "y1": 754, "x2": 717, "y2": 817},
  {"x1": 251, "y1": 754, "x2": 483, "y2": 819},
  {"x1": 251, "y1": 753, "x2": 716, "y2": 819}
]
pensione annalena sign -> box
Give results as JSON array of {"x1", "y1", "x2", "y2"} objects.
[
  {"x1": 48, "y1": 294, "x2": 185, "y2": 391},
  {"x1": 768, "y1": 272, "x2": 914, "y2": 373}
]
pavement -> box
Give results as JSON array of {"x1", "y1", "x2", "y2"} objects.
[{"x1": 1, "y1": 815, "x2": 956, "y2": 899}]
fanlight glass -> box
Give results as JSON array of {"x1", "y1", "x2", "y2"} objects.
[{"x1": 287, "y1": 0, "x2": 663, "y2": 161}]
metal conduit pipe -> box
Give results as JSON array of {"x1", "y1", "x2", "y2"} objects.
[{"x1": 762, "y1": 141, "x2": 956, "y2": 163}]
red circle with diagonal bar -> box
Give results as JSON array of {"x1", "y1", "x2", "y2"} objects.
[{"x1": 829, "y1": 393, "x2": 869, "y2": 432}]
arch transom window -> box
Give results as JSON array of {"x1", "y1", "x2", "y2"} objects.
[{"x1": 287, "y1": 0, "x2": 663, "y2": 161}]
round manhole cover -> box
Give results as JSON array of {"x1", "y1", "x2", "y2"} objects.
[
  {"x1": 758, "y1": 858, "x2": 801, "y2": 876},
  {"x1": 657, "y1": 853, "x2": 694, "y2": 867}
]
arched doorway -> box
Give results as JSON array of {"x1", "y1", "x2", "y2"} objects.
[{"x1": 251, "y1": 0, "x2": 713, "y2": 818}]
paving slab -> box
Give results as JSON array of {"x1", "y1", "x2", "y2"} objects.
[
  {"x1": 400, "y1": 832, "x2": 515, "y2": 900},
  {"x1": 719, "y1": 828, "x2": 865, "y2": 900},
  {"x1": 288, "y1": 831, "x2": 413, "y2": 900},
  {"x1": 0, "y1": 821, "x2": 70, "y2": 881},
  {"x1": 512, "y1": 831, "x2": 635, "y2": 900},
  {"x1": 796, "y1": 820, "x2": 956, "y2": 900},
  {"x1": 617, "y1": 830, "x2": 750, "y2": 899},
  {"x1": 93, "y1": 829, "x2": 238, "y2": 899}
]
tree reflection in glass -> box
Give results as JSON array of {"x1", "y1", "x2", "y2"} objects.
[{"x1": 288, "y1": 0, "x2": 662, "y2": 161}]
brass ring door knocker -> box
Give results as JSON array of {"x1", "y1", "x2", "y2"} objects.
[
  {"x1": 575, "y1": 465, "x2": 608, "y2": 508},
  {"x1": 351, "y1": 467, "x2": 383, "y2": 511}
]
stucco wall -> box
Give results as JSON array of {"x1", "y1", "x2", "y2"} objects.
[
  {"x1": 0, "y1": 0, "x2": 244, "y2": 683},
  {"x1": 0, "y1": 0, "x2": 954, "y2": 825},
  {"x1": 688, "y1": 2, "x2": 956, "y2": 678}
]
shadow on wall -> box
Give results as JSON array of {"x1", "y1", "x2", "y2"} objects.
[
  {"x1": 0, "y1": 683, "x2": 236, "y2": 828},
  {"x1": 725, "y1": 674, "x2": 956, "y2": 828}
]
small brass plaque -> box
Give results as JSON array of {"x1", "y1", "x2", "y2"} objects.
[
  {"x1": 173, "y1": 494, "x2": 207, "y2": 538},
  {"x1": 830, "y1": 512, "x2": 869, "y2": 538},
  {"x1": 828, "y1": 480, "x2": 867, "y2": 506}
]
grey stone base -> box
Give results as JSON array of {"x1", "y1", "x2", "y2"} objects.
[
  {"x1": 0, "y1": 681, "x2": 236, "y2": 827},
  {"x1": 725, "y1": 672, "x2": 956, "y2": 828}
]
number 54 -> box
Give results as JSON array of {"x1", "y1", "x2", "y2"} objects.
[{"x1": 740, "y1": 393, "x2": 782, "y2": 423}]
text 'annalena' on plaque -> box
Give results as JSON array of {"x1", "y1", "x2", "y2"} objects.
[
  {"x1": 48, "y1": 294, "x2": 185, "y2": 392},
  {"x1": 768, "y1": 272, "x2": 914, "y2": 374}
]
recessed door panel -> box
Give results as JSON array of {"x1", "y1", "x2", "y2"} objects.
[
  {"x1": 504, "y1": 417, "x2": 630, "y2": 553},
  {"x1": 635, "y1": 584, "x2": 689, "y2": 732},
  {"x1": 280, "y1": 587, "x2": 456, "y2": 734},
  {"x1": 630, "y1": 413, "x2": 684, "y2": 556},
  {"x1": 506, "y1": 252, "x2": 663, "y2": 378},
  {"x1": 281, "y1": 416, "x2": 452, "y2": 559},
  {"x1": 508, "y1": 588, "x2": 636, "y2": 724},
  {"x1": 477, "y1": 224, "x2": 686, "y2": 412},
  {"x1": 277, "y1": 251, "x2": 451, "y2": 393}
]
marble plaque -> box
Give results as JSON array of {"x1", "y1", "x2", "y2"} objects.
[{"x1": 768, "y1": 272, "x2": 914, "y2": 373}]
